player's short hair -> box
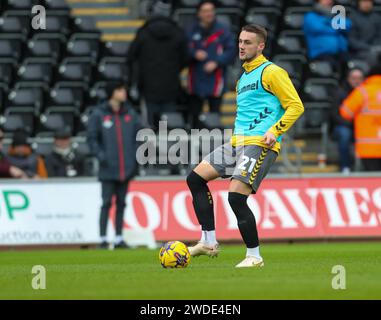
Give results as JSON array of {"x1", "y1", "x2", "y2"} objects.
[{"x1": 241, "y1": 24, "x2": 268, "y2": 44}]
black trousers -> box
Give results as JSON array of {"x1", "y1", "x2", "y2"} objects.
[
  {"x1": 100, "y1": 180, "x2": 130, "y2": 237},
  {"x1": 188, "y1": 94, "x2": 222, "y2": 128}
]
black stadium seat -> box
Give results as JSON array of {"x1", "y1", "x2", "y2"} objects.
[
  {"x1": 0, "y1": 11, "x2": 30, "y2": 37},
  {"x1": 0, "y1": 107, "x2": 35, "y2": 134},
  {"x1": 66, "y1": 33, "x2": 100, "y2": 62},
  {"x1": 97, "y1": 57, "x2": 128, "y2": 82},
  {"x1": 7, "y1": 0, "x2": 39, "y2": 9},
  {"x1": 48, "y1": 82, "x2": 87, "y2": 110},
  {"x1": 272, "y1": 54, "x2": 307, "y2": 81},
  {"x1": 276, "y1": 30, "x2": 306, "y2": 55},
  {"x1": 17, "y1": 58, "x2": 54, "y2": 83},
  {"x1": 245, "y1": 8, "x2": 281, "y2": 33},
  {"x1": 283, "y1": 6, "x2": 311, "y2": 30},
  {"x1": 58, "y1": 57, "x2": 93, "y2": 83},
  {"x1": 39, "y1": 106, "x2": 77, "y2": 134},
  {"x1": 44, "y1": 0, "x2": 70, "y2": 10},
  {"x1": 7, "y1": 82, "x2": 47, "y2": 111},
  {"x1": 308, "y1": 60, "x2": 340, "y2": 79},
  {"x1": 173, "y1": 8, "x2": 197, "y2": 29},
  {"x1": 0, "y1": 34, "x2": 23, "y2": 61},
  {"x1": 37, "y1": 10, "x2": 71, "y2": 35},
  {"x1": 289, "y1": 0, "x2": 314, "y2": 6},
  {"x1": 303, "y1": 78, "x2": 339, "y2": 102},
  {"x1": 27, "y1": 33, "x2": 65, "y2": 61},
  {"x1": 103, "y1": 41, "x2": 131, "y2": 57},
  {"x1": 73, "y1": 16, "x2": 99, "y2": 33},
  {"x1": 248, "y1": 0, "x2": 284, "y2": 9},
  {"x1": 0, "y1": 58, "x2": 16, "y2": 85}
]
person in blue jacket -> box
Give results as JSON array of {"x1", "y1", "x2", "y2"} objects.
[
  {"x1": 303, "y1": 0, "x2": 352, "y2": 73},
  {"x1": 186, "y1": 0, "x2": 236, "y2": 128}
]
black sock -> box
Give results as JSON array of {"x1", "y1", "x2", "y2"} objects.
[
  {"x1": 186, "y1": 171, "x2": 215, "y2": 231},
  {"x1": 228, "y1": 192, "x2": 259, "y2": 248}
]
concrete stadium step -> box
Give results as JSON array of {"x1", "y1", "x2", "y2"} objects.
[
  {"x1": 100, "y1": 33, "x2": 135, "y2": 41},
  {"x1": 71, "y1": 7, "x2": 129, "y2": 16},
  {"x1": 300, "y1": 165, "x2": 339, "y2": 173}
]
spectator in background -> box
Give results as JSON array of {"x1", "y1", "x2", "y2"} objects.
[
  {"x1": 45, "y1": 128, "x2": 85, "y2": 177},
  {"x1": 87, "y1": 82, "x2": 141, "y2": 249},
  {"x1": 7, "y1": 130, "x2": 48, "y2": 179},
  {"x1": 331, "y1": 68, "x2": 365, "y2": 174},
  {"x1": 0, "y1": 129, "x2": 27, "y2": 178},
  {"x1": 127, "y1": 0, "x2": 187, "y2": 131},
  {"x1": 349, "y1": 0, "x2": 381, "y2": 67},
  {"x1": 186, "y1": 0, "x2": 236, "y2": 128},
  {"x1": 303, "y1": 0, "x2": 352, "y2": 74},
  {"x1": 340, "y1": 64, "x2": 381, "y2": 171}
]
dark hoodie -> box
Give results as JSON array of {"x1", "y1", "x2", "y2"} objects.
[
  {"x1": 127, "y1": 16, "x2": 188, "y2": 101},
  {"x1": 349, "y1": 6, "x2": 381, "y2": 52}
]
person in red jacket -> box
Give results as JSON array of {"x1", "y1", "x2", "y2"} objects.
[{"x1": 0, "y1": 129, "x2": 27, "y2": 179}]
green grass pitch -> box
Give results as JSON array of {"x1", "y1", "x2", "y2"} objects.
[{"x1": 1, "y1": 242, "x2": 380, "y2": 300}]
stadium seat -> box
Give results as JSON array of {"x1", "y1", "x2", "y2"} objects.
[
  {"x1": 0, "y1": 107, "x2": 35, "y2": 134},
  {"x1": 73, "y1": 16, "x2": 99, "y2": 33},
  {"x1": 276, "y1": 30, "x2": 306, "y2": 55},
  {"x1": 245, "y1": 8, "x2": 281, "y2": 33},
  {"x1": 283, "y1": 7, "x2": 312, "y2": 30},
  {"x1": 17, "y1": 58, "x2": 54, "y2": 83},
  {"x1": 218, "y1": 0, "x2": 244, "y2": 9},
  {"x1": 295, "y1": 102, "x2": 331, "y2": 136},
  {"x1": 0, "y1": 10, "x2": 30, "y2": 37},
  {"x1": 7, "y1": 82, "x2": 47, "y2": 111},
  {"x1": 308, "y1": 60, "x2": 340, "y2": 79},
  {"x1": 248, "y1": 0, "x2": 284, "y2": 9},
  {"x1": 0, "y1": 58, "x2": 16, "y2": 85},
  {"x1": 36, "y1": 10, "x2": 70, "y2": 35},
  {"x1": 173, "y1": 8, "x2": 197, "y2": 29},
  {"x1": 66, "y1": 33, "x2": 100, "y2": 62},
  {"x1": 216, "y1": 8, "x2": 242, "y2": 33},
  {"x1": 97, "y1": 57, "x2": 128, "y2": 82},
  {"x1": 199, "y1": 112, "x2": 224, "y2": 130},
  {"x1": 347, "y1": 59, "x2": 371, "y2": 75},
  {"x1": 272, "y1": 54, "x2": 307, "y2": 81},
  {"x1": 58, "y1": 57, "x2": 93, "y2": 83},
  {"x1": 6, "y1": 0, "x2": 39, "y2": 9},
  {"x1": 32, "y1": 138, "x2": 54, "y2": 156},
  {"x1": 161, "y1": 112, "x2": 186, "y2": 130},
  {"x1": 48, "y1": 82, "x2": 87, "y2": 111},
  {"x1": 27, "y1": 33, "x2": 65, "y2": 62},
  {"x1": 0, "y1": 34, "x2": 23, "y2": 61},
  {"x1": 176, "y1": 0, "x2": 202, "y2": 8},
  {"x1": 44, "y1": 0, "x2": 70, "y2": 10},
  {"x1": 39, "y1": 106, "x2": 77, "y2": 134},
  {"x1": 288, "y1": 0, "x2": 314, "y2": 6},
  {"x1": 87, "y1": 81, "x2": 108, "y2": 106},
  {"x1": 0, "y1": 83, "x2": 8, "y2": 110},
  {"x1": 303, "y1": 78, "x2": 339, "y2": 103},
  {"x1": 103, "y1": 41, "x2": 131, "y2": 57}
]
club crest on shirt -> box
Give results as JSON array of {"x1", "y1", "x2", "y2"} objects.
[
  {"x1": 193, "y1": 33, "x2": 201, "y2": 41},
  {"x1": 103, "y1": 115, "x2": 113, "y2": 128}
]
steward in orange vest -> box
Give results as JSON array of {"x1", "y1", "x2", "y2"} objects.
[{"x1": 340, "y1": 65, "x2": 381, "y2": 171}]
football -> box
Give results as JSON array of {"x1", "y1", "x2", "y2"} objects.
[{"x1": 159, "y1": 241, "x2": 191, "y2": 268}]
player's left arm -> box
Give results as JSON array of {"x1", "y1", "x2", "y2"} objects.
[{"x1": 262, "y1": 65, "x2": 304, "y2": 146}]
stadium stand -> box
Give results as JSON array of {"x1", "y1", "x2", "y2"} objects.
[{"x1": 0, "y1": 0, "x2": 380, "y2": 176}]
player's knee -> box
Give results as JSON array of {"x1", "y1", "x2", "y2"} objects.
[
  {"x1": 186, "y1": 170, "x2": 207, "y2": 190},
  {"x1": 228, "y1": 192, "x2": 248, "y2": 218}
]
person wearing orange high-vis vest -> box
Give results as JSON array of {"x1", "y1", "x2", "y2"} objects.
[{"x1": 340, "y1": 65, "x2": 381, "y2": 171}]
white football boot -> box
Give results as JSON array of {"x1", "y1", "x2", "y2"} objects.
[
  {"x1": 188, "y1": 242, "x2": 220, "y2": 258},
  {"x1": 235, "y1": 255, "x2": 264, "y2": 268}
]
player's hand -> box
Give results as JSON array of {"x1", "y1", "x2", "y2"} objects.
[
  {"x1": 204, "y1": 61, "x2": 218, "y2": 73},
  {"x1": 262, "y1": 131, "x2": 277, "y2": 148},
  {"x1": 195, "y1": 50, "x2": 208, "y2": 61}
]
